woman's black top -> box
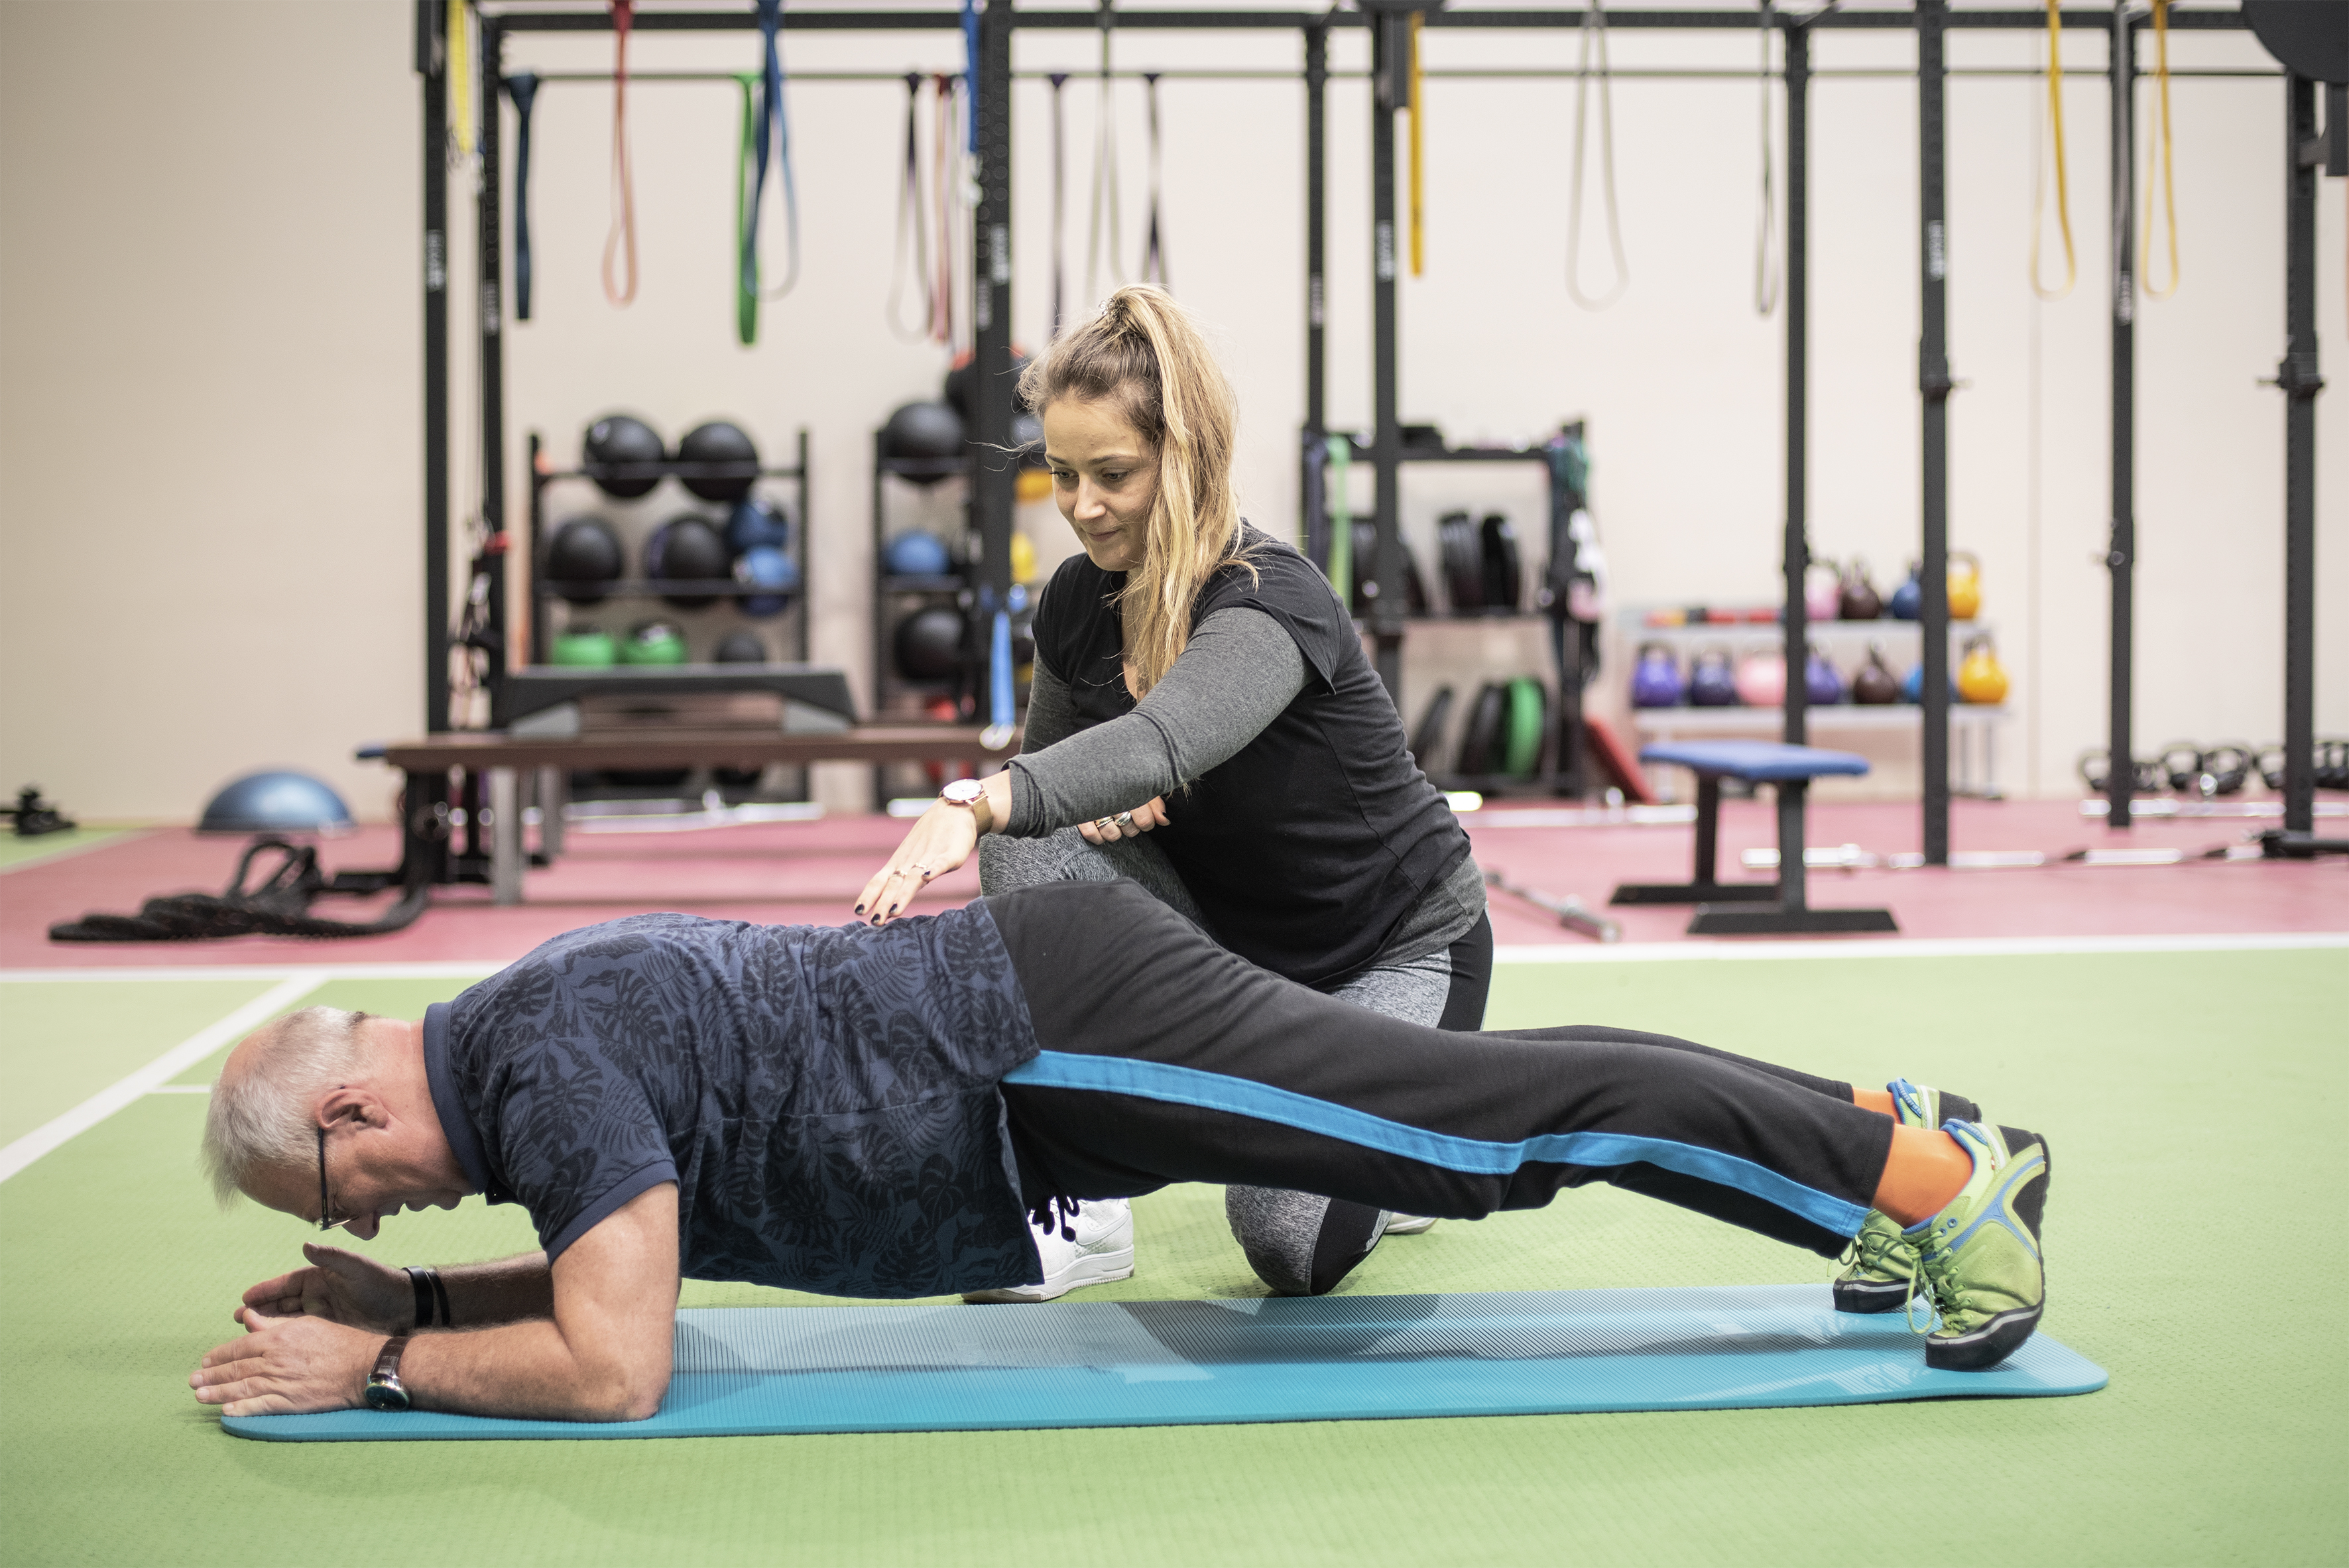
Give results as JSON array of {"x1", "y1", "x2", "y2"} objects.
[{"x1": 1031, "y1": 527, "x2": 1471, "y2": 988}]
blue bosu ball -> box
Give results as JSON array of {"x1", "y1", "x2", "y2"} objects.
[{"x1": 198, "y1": 771, "x2": 354, "y2": 835}]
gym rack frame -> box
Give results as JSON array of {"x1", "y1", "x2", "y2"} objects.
[{"x1": 414, "y1": 2, "x2": 2326, "y2": 868}]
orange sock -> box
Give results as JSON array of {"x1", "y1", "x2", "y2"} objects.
[
  {"x1": 1852, "y1": 1087, "x2": 1895, "y2": 1118},
  {"x1": 1871, "y1": 1124, "x2": 1973, "y2": 1228}
]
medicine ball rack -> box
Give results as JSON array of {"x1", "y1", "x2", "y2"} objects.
[{"x1": 416, "y1": 3, "x2": 2333, "y2": 876}]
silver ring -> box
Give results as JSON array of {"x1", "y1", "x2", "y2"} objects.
[
  {"x1": 903, "y1": 863, "x2": 930, "y2": 878},
  {"x1": 1093, "y1": 817, "x2": 1119, "y2": 835},
  {"x1": 1114, "y1": 812, "x2": 1136, "y2": 831}
]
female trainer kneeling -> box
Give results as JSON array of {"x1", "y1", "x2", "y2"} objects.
[{"x1": 858, "y1": 285, "x2": 1488, "y2": 1302}]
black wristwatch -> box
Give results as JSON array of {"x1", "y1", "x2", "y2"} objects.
[{"x1": 363, "y1": 1335, "x2": 413, "y2": 1412}]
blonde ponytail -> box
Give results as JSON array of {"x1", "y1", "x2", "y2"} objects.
[{"x1": 1018, "y1": 284, "x2": 1252, "y2": 696}]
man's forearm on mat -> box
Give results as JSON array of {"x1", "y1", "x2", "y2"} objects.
[
  {"x1": 396, "y1": 1310, "x2": 673, "y2": 1422},
  {"x1": 1004, "y1": 609, "x2": 1305, "y2": 834},
  {"x1": 428, "y1": 1252, "x2": 556, "y2": 1327}
]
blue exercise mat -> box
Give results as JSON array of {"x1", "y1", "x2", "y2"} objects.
[{"x1": 222, "y1": 1284, "x2": 2104, "y2": 1441}]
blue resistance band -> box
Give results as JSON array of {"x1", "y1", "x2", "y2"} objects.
[
  {"x1": 738, "y1": 0, "x2": 802, "y2": 343},
  {"x1": 505, "y1": 72, "x2": 539, "y2": 321},
  {"x1": 962, "y1": 0, "x2": 981, "y2": 154}
]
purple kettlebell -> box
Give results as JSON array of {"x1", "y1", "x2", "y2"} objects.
[
  {"x1": 1631, "y1": 643, "x2": 1685, "y2": 707},
  {"x1": 1805, "y1": 644, "x2": 1845, "y2": 705}
]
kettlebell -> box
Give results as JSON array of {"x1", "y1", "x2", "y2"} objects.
[
  {"x1": 1956, "y1": 633, "x2": 2008, "y2": 704},
  {"x1": 1852, "y1": 642, "x2": 1900, "y2": 704},
  {"x1": 1948, "y1": 550, "x2": 1983, "y2": 621},
  {"x1": 1838, "y1": 559, "x2": 1882, "y2": 621},
  {"x1": 1630, "y1": 643, "x2": 1685, "y2": 708},
  {"x1": 2157, "y1": 742, "x2": 2205, "y2": 794},
  {"x1": 1734, "y1": 648, "x2": 1786, "y2": 709},
  {"x1": 1805, "y1": 644, "x2": 1845, "y2": 705},
  {"x1": 1901, "y1": 662, "x2": 1959, "y2": 705},
  {"x1": 1888, "y1": 561, "x2": 1923, "y2": 621},
  {"x1": 1689, "y1": 647, "x2": 1740, "y2": 707},
  {"x1": 1803, "y1": 559, "x2": 1841, "y2": 625}
]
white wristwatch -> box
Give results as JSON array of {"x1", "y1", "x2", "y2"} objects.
[{"x1": 941, "y1": 777, "x2": 994, "y2": 834}]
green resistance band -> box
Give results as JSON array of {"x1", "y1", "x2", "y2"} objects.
[{"x1": 1326, "y1": 434, "x2": 1353, "y2": 609}]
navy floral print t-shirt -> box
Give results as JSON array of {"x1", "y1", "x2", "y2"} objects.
[{"x1": 420, "y1": 902, "x2": 1045, "y2": 1299}]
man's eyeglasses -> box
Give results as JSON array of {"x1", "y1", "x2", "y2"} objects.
[{"x1": 314, "y1": 1118, "x2": 367, "y2": 1235}]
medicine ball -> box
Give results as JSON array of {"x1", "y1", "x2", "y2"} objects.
[
  {"x1": 944, "y1": 345, "x2": 1034, "y2": 425},
  {"x1": 735, "y1": 544, "x2": 800, "y2": 618},
  {"x1": 644, "y1": 515, "x2": 733, "y2": 608},
  {"x1": 881, "y1": 401, "x2": 966, "y2": 481},
  {"x1": 712, "y1": 630, "x2": 768, "y2": 664},
  {"x1": 725, "y1": 496, "x2": 791, "y2": 555},
  {"x1": 676, "y1": 420, "x2": 760, "y2": 503},
  {"x1": 883, "y1": 529, "x2": 953, "y2": 579},
  {"x1": 544, "y1": 517, "x2": 625, "y2": 605},
  {"x1": 582, "y1": 413, "x2": 666, "y2": 498},
  {"x1": 550, "y1": 625, "x2": 618, "y2": 666},
  {"x1": 619, "y1": 619, "x2": 688, "y2": 666},
  {"x1": 894, "y1": 606, "x2": 966, "y2": 682}
]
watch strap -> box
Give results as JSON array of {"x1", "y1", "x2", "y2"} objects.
[
  {"x1": 367, "y1": 1335, "x2": 413, "y2": 1410},
  {"x1": 405, "y1": 1266, "x2": 435, "y2": 1329}
]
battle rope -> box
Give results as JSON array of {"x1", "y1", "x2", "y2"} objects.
[
  {"x1": 1140, "y1": 72, "x2": 1170, "y2": 288},
  {"x1": 1565, "y1": 0, "x2": 1628, "y2": 308},
  {"x1": 48, "y1": 838, "x2": 431, "y2": 943},
  {"x1": 886, "y1": 72, "x2": 935, "y2": 341},
  {"x1": 1087, "y1": 0, "x2": 1124, "y2": 302},
  {"x1": 507, "y1": 72, "x2": 539, "y2": 320},
  {"x1": 1050, "y1": 71, "x2": 1070, "y2": 335},
  {"x1": 1754, "y1": 2, "x2": 1780, "y2": 316},
  {"x1": 2029, "y1": 0, "x2": 2075, "y2": 301},
  {"x1": 2140, "y1": 0, "x2": 2179, "y2": 300},
  {"x1": 447, "y1": 0, "x2": 475, "y2": 160},
  {"x1": 1408, "y1": 13, "x2": 1426, "y2": 277},
  {"x1": 602, "y1": 0, "x2": 638, "y2": 306}
]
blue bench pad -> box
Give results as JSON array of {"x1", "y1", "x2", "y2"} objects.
[
  {"x1": 223, "y1": 1285, "x2": 2104, "y2": 1441},
  {"x1": 1640, "y1": 741, "x2": 1872, "y2": 781}
]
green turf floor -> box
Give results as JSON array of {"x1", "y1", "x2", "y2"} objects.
[
  {"x1": 1, "y1": 950, "x2": 2342, "y2": 1566},
  {"x1": 0, "y1": 827, "x2": 139, "y2": 873}
]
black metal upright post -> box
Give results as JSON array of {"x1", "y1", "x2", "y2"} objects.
[
  {"x1": 1301, "y1": 19, "x2": 1329, "y2": 568},
  {"x1": 2104, "y1": 5, "x2": 2138, "y2": 827},
  {"x1": 2278, "y1": 74, "x2": 2323, "y2": 838},
  {"x1": 1918, "y1": 0, "x2": 1951, "y2": 863},
  {"x1": 477, "y1": 17, "x2": 509, "y2": 727},
  {"x1": 1368, "y1": 9, "x2": 1404, "y2": 705},
  {"x1": 973, "y1": 2, "x2": 1016, "y2": 626},
  {"x1": 419, "y1": 0, "x2": 451, "y2": 733},
  {"x1": 1782, "y1": 17, "x2": 1809, "y2": 755}
]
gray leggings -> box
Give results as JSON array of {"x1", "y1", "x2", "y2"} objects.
[{"x1": 979, "y1": 828, "x2": 1488, "y2": 1294}]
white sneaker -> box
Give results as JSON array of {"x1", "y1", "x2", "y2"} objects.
[
  {"x1": 1380, "y1": 1213, "x2": 1438, "y2": 1236},
  {"x1": 961, "y1": 1197, "x2": 1136, "y2": 1303}
]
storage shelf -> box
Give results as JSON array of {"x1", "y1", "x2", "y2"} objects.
[
  {"x1": 1626, "y1": 619, "x2": 1985, "y2": 643},
  {"x1": 1631, "y1": 704, "x2": 2010, "y2": 733}
]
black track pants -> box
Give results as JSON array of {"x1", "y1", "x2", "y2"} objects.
[{"x1": 989, "y1": 881, "x2": 1892, "y2": 1260}]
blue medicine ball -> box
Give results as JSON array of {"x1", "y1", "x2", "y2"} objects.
[
  {"x1": 884, "y1": 530, "x2": 952, "y2": 578},
  {"x1": 735, "y1": 546, "x2": 800, "y2": 618},
  {"x1": 725, "y1": 497, "x2": 791, "y2": 556},
  {"x1": 198, "y1": 771, "x2": 355, "y2": 835}
]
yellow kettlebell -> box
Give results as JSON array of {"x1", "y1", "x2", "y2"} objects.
[
  {"x1": 1010, "y1": 532, "x2": 1038, "y2": 584},
  {"x1": 1947, "y1": 549, "x2": 1982, "y2": 621},
  {"x1": 1957, "y1": 633, "x2": 2009, "y2": 705}
]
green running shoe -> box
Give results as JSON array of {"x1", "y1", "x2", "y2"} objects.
[
  {"x1": 1831, "y1": 1079, "x2": 1980, "y2": 1313},
  {"x1": 1913, "y1": 1119, "x2": 2051, "y2": 1372}
]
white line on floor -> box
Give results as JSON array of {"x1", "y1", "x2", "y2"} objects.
[
  {"x1": 0, "y1": 975, "x2": 320, "y2": 1183},
  {"x1": 1494, "y1": 931, "x2": 2349, "y2": 963},
  {"x1": 0, "y1": 961, "x2": 501, "y2": 983},
  {"x1": 146, "y1": 1083, "x2": 213, "y2": 1094}
]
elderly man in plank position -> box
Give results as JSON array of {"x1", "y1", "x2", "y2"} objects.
[{"x1": 192, "y1": 881, "x2": 2051, "y2": 1421}]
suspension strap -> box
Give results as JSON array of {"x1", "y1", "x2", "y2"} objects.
[
  {"x1": 1140, "y1": 73, "x2": 1169, "y2": 288},
  {"x1": 2141, "y1": 0, "x2": 2179, "y2": 300},
  {"x1": 1408, "y1": 13, "x2": 1426, "y2": 277},
  {"x1": 1565, "y1": 0, "x2": 1628, "y2": 308},
  {"x1": 887, "y1": 73, "x2": 935, "y2": 341},
  {"x1": 507, "y1": 72, "x2": 539, "y2": 320},
  {"x1": 2030, "y1": 0, "x2": 2075, "y2": 300},
  {"x1": 601, "y1": 0, "x2": 638, "y2": 306}
]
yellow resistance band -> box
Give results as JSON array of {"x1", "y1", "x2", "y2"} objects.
[
  {"x1": 1409, "y1": 11, "x2": 1426, "y2": 278},
  {"x1": 2141, "y1": 0, "x2": 2179, "y2": 299},
  {"x1": 447, "y1": 0, "x2": 473, "y2": 158},
  {"x1": 2030, "y1": 0, "x2": 2075, "y2": 301}
]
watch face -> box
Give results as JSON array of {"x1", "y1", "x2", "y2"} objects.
[
  {"x1": 943, "y1": 779, "x2": 981, "y2": 804},
  {"x1": 363, "y1": 1379, "x2": 411, "y2": 1412}
]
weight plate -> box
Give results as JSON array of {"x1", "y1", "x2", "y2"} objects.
[
  {"x1": 1410, "y1": 686, "x2": 1455, "y2": 769},
  {"x1": 1503, "y1": 676, "x2": 1546, "y2": 777},
  {"x1": 1457, "y1": 683, "x2": 1506, "y2": 778}
]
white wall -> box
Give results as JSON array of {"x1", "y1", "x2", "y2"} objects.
[{"x1": 3, "y1": 1, "x2": 2341, "y2": 821}]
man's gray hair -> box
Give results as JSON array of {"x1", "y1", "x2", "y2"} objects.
[{"x1": 200, "y1": 1006, "x2": 375, "y2": 1205}]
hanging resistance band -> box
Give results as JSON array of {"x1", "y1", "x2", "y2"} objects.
[
  {"x1": 1408, "y1": 13, "x2": 1426, "y2": 277},
  {"x1": 1140, "y1": 73, "x2": 1169, "y2": 288},
  {"x1": 1753, "y1": 3, "x2": 1780, "y2": 316},
  {"x1": 507, "y1": 73, "x2": 539, "y2": 320},
  {"x1": 1565, "y1": 0, "x2": 1628, "y2": 308},
  {"x1": 934, "y1": 72, "x2": 960, "y2": 347},
  {"x1": 2140, "y1": 0, "x2": 2179, "y2": 299},
  {"x1": 1327, "y1": 434, "x2": 1355, "y2": 608},
  {"x1": 737, "y1": 0, "x2": 803, "y2": 343},
  {"x1": 961, "y1": 0, "x2": 981, "y2": 158},
  {"x1": 734, "y1": 74, "x2": 762, "y2": 343},
  {"x1": 447, "y1": 0, "x2": 475, "y2": 161},
  {"x1": 603, "y1": 0, "x2": 638, "y2": 306},
  {"x1": 1087, "y1": 1, "x2": 1123, "y2": 304},
  {"x1": 2029, "y1": 0, "x2": 2075, "y2": 301},
  {"x1": 886, "y1": 73, "x2": 935, "y2": 341},
  {"x1": 1050, "y1": 72, "x2": 1070, "y2": 335}
]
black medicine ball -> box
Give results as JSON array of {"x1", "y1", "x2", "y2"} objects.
[
  {"x1": 894, "y1": 606, "x2": 966, "y2": 682},
  {"x1": 676, "y1": 420, "x2": 760, "y2": 503},
  {"x1": 583, "y1": 413, "x2": 666, "y2": 499},
  {"x1": 545, "y1": 517, "x2": 625, "y2": 604},
  {"x1": 712, "y1": 630, "x2": 770, "y2": 664},
  {"x1": 644, "y1": 515, "x2": 733, "y2": 609},
  {"x1": 943, "y1": 346, "x2": 1034, "y2": 425},
  {"x1": 880, "y1": 402, "x2": 967, "y2": 482}
]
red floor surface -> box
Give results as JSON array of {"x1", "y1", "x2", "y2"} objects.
[{"x1": 3, "y1": 800, "x2": 2342, "y2": 969}]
